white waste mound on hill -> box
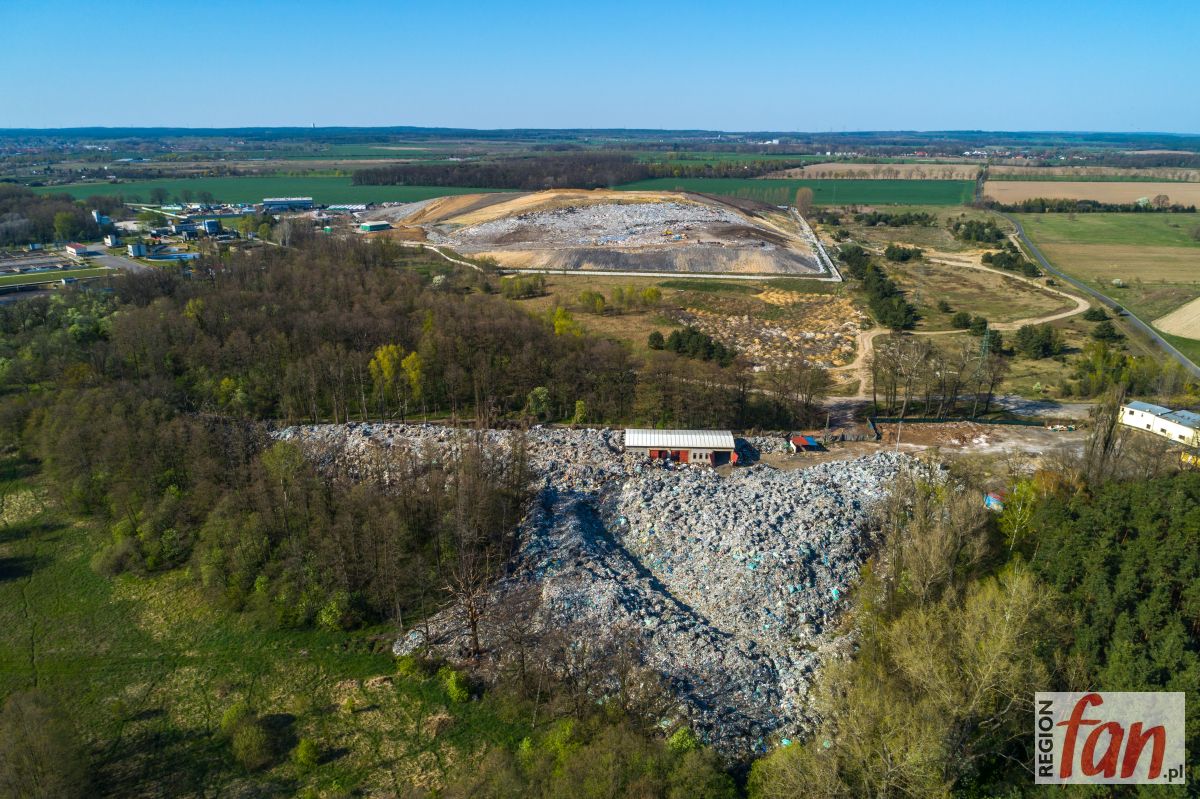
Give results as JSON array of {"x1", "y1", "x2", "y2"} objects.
[
  {"x1": 436, "y1": 201, "x2": 747, "y2": 249},
  {"x1": 274, "y1": 424, "x2": 908, "y2": 757}
]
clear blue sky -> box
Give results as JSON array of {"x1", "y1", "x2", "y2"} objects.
[{"x1": 2, "y1": 0, "x2": 1196, "y2": 132}]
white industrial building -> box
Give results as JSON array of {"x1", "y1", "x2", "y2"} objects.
[
  {"x1": 623, "y1": 429, "x2": 736, "y2": 466},
  {"x1": 1120, "y1": 401, "x2": 1200, "y2": 446}
]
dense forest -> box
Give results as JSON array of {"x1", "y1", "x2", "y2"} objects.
[
  {"x1": 0, "y1": 185, "x2": 122, "y2": 245},
  {"x1": 352, "y1": 152, "x2": 805, "y2": 190}
]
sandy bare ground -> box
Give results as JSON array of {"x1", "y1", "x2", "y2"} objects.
[
  {"x1": 1154, "y1": 296, "x2": 1200, "y2": 339},
  {"x1": 765, "y1": 162, "x2": 980, "y2": 180},
  {"x1": 983, "y1": 181, "x2": 1200, "y2": 205}
]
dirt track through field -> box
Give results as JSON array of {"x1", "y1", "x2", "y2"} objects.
[
  {"x1": 830, "y1": 253, "x2": 1090, "y2": 399},
  {"x1": 1154, "y1": 296, "x2": 1200, "y2": 339}
]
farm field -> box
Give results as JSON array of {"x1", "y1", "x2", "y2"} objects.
[
  {"x1": 615, "y1": 178, "x2": 975, "y2": 206},
  {"x1": 33, "y1": 176, "x2": 510, "y2": 205},
  {"x1": 1015, "y1": 212, "x2": 1200, "y2": 247},
  {"x1": 1017, "y1": 213, "x2": 1200, "y2": 356},
  {"x1": 989, "y1": 164, "x2": 1200, "y2": 182},
  {"x1": 766, "y1": 162, "x2": 980, "y2": 180},
  {"x1": 985, "y1": 180, "x2": 1200, "y2": 205},
  {"x1": 0, "y1": 456, "x2": 530, "y2": 797}
]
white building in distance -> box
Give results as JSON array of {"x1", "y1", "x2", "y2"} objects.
[{"x1": 1120, "y1": 401, "x2": 1200, "y2": 446}]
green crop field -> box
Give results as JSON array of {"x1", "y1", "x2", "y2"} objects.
[
  {"x1": 615, "y1": 178, "x2": 975, "y2": 206},
  {"x1": 34, "y1": 177, "x2": 511, "y2": 205},
  {"x1": 1016, "y1": 212, "x2": 1200, "y2": 248},
  {"x1": 0, "y1": 266, "x2": 112, "y2": 287}
]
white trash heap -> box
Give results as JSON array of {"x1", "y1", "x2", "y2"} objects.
[
  {"x1": 435, "y1": 201, "x2": 746, "y2": 250},
  {"x1": 274, "y1": 423, "x2": 908, "y2": 757}
]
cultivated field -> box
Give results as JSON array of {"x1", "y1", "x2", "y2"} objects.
[
  {"x1": 1018, "y1": 213, "x2": 1200, "y2": 357},
  {"x1": 616, "y1": 178, "x2": 975, "y2": 206},
  {"x1": 990, "y1": 164, "x2": 1200, "y2": 182},
  {"x1": 1154, "y1": 297, "x2": 1200, "y2": 339},
  {"x1": 34, "y1": 176, "x2": 510, "y2": 205},
  {"x1": 984, "y1": 180, "x2": 1200, "y2": 205},
  {"x1": 766, "y1": 162, "x2": 980, "y2": 180}
]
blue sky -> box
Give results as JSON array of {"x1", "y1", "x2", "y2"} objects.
[{"x1": 2, "y1": 0, "x2": 1196, "y2": 132}]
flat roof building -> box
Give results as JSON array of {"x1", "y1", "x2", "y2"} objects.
[
  {"x1": 261, "y1": 197, "x2": 314, "y2": 211},
  {"x1": 624, "y1": 429, "x2": 736, "y2": 466},
  {"x1": 1120, "y1": 401, "x2": 1200, "y2": 446}
]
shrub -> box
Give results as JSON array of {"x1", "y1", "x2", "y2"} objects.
[
  {"x1": 1092, "y1": 320, "x2": 1122, "y2": 342},
  {"x1": 647, "y1": 331, "x2": 665, "y2": 350},
  {"x1": 667, "y1": 726, "x2": 699, "y2": 753},
  {"x1": 220, "y1": 701, "x2": 250, "y2": 737},
  {"x1": 936, "y1": 299, "x2": 952, "y2": 313},
  {"x1": 438, "y1": 665, "x2": 470, "y2": 703},
  {"x1": 316, "y1": 590, "x2": 358, "y2": 631},
  {"x1": 231, "y1": 719, "x2": 272, "y2": 770},
  {"x1": 1082, "y1": 306, "x2": 1108, "y2": 322},
  {"x1": 950, "y1": 311, "x2": 972, "y2": 329},
  {"x1": 292, "y1": 738, "x2": 319, "y2": 772},
  {"x1": 968, "y1": 316, "x2": 989, "y2": 336},
  {"x1": 90, "y1": 534, "x2": 139, "y2": 576},
  {"x1": 883, "y1": 243, "x2": 922, "y2": 262}
]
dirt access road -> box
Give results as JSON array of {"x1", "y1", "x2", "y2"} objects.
[{"x1": 829, "y1": 251, "x2": 1091, "y2": 399}]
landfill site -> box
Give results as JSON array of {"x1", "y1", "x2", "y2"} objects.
[
  {"x1": 362, "y1": 189, "x2": 826, "y2": 276},
  {"x1": 275, "y1": 422, "x2": 926, "y2": 757}
]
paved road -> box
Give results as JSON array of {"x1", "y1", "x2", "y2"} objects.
[
  {"x1": 83, "y1": 246, "x2": 153, "y2": 274},
  {"x1": 1003, "y1": 213, "x2": 1200, "y2": 378}
]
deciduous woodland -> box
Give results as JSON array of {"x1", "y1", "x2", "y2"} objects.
[{"x1": 352, "y1": 152, "x2": 809, "y2": 190}]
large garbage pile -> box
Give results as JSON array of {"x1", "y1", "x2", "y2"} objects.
[
  {"x1": 435, "y1": 201, "x2": 746, "y2": 250},
  {"x1": 274, "y1": 423, "x2": 908, "y2": 757}
]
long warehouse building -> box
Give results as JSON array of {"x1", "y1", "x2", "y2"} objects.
[{"x1": 623, "y1": 428, "x2": 736, "y2": 466}]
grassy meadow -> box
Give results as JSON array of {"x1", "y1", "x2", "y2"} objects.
[{"x1": 0, "y1": 457, "x2": 532, "y2": 797}]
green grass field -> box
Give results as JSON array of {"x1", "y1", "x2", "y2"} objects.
[
  {"x1": 0, "y1": 267, "x2": 112, "y2": 287},
  {"x1": 1016, "y1": 213, "x2": 1200, "y2": 247},
  {"x1": 0, "y1": 457, "x2": 529, "y2": 796},
  {"x1": 35, "y1": 177, "x2": 511, "y2": 205},
  {"x1": 1017, "y1": 213, "x2": 1200, "y2": 361},
  {"x1": 616, "y1": 178, "x2": 975, "y2": 206}
]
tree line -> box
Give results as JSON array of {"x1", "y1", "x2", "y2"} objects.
[
  {"x1": 0, "y1": 185, "x2": 109, "y2": 246},
  {"x1": 984, "y1": 197, "x2": 1197, "y2": 213},
  {"x1": 352, "y1": 152, "x2": 804, "y2": 190}
]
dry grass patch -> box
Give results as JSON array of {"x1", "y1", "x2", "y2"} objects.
[{"x1": 984, "y1": 181, "x2": 1200, "y2": 204}]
